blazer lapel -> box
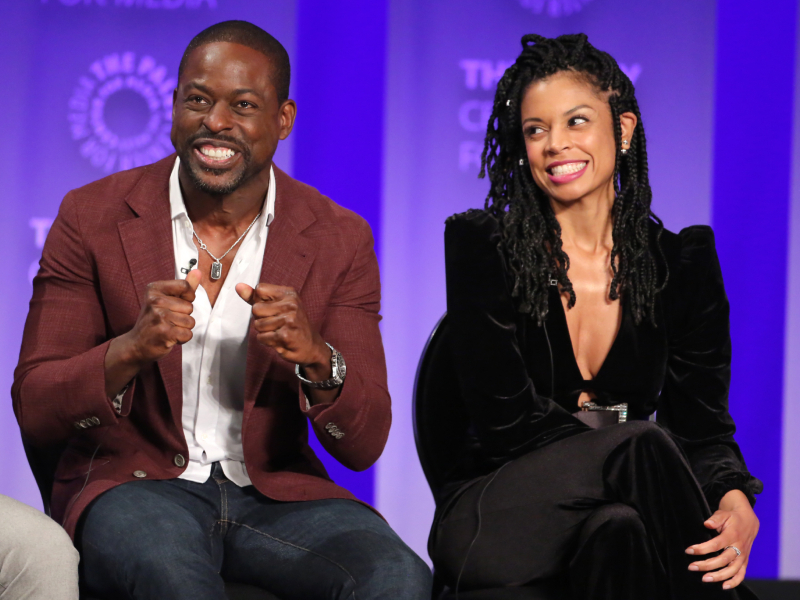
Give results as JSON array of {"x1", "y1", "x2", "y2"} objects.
[
  {"x1": 117, "y1": 156, "x2": 184, "y2": 418},
  {"x1": 244, "y1": 167, "x2": 318, "y2": 405}
]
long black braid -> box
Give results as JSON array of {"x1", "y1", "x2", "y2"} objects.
[{"x1": 481, "y1": 33, "x2": 667, "y2": 325}]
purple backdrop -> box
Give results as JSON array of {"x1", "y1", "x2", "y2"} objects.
[
  {"x1": 0, "y1": 0, "x2": 798, "y2": 580},
  {"x1": 712, "y1": 0, "x2": 796, "y2": 577}
]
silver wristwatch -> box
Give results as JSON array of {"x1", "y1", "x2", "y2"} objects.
[{"x1": 295, "y1": 343, "x2": 346, "y2": 390}]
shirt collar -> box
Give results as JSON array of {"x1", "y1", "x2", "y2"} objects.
[{"x1": 168, "y1": 156, "x2": 276, "y2": 228}]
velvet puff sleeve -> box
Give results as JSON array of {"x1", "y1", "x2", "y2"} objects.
[
  {"x1": 656, "y1": 225, "x2": 762, "y2": 509},
  {"x1": 444, "y1": 209, "x2": 587, "y2": 462}
]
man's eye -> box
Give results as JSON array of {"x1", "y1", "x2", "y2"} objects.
[
  {"x1": 189, "y1": 96, "x2": 206, "y2": 104},
  {"x1": 239, "y1": 101, "x2": 254, "y2": 108}
]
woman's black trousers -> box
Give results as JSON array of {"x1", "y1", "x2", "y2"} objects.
[{"x1": 429, "y1": 421, "x2": 757, "y2": 600}]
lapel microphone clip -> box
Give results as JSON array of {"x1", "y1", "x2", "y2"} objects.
[{"x1": 180, "y1": 258, "x2": 197, "y2": 275}]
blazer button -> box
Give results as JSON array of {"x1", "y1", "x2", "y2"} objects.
[
  {"x1": 325, "y1": 422, "x2": 345, "y2": 439},
  {"x1": 90, "y1": 416, "x2": 101, "y2": 426},
  {"x1": 133, "y1": 470, "x2": 147, "y2": 478},
  {"x1": 173, "y1": 454, "x2": 186, "y2": 468}
]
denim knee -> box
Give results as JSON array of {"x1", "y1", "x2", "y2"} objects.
[{"x1": 357, "y1": 536, "x2": 432, "y2": 598}]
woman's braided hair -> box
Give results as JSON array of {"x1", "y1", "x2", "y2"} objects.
[{"x1": 481, "y1": 33, "x2": 666, "y2": 325}]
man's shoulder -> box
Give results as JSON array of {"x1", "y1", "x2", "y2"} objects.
[
  {"x1": 64, "y1": 154, "x2": 174, "y2": 210},
  {"x1": 274, "y1": 167, "x2": 373, "y2": 237}
]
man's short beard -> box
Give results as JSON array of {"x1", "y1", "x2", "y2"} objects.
[
  {"x1": 177, "y1": 135, "x2": 253, "y2": 196},
  {"x1": 183, "y1": 159, "x2": 249, "y2": 196}
]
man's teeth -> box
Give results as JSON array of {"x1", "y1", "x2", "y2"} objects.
[
  {"x1": 551, "y1": 162, "x2": 587, "y2": 176},
  {"x1": 200, "y1": 147, "x2": 236, "y2": 159}
]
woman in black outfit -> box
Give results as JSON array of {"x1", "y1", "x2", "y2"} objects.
[{"x1": 430, "y1": 33, "x2": 762, "y2": 599}]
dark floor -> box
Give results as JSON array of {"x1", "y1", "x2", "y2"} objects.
[{"x1": 745, "y1": 579, "x2": 800, "y2": 600}]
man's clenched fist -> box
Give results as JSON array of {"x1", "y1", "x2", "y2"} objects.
[
  {"x1": 235, "y1": 283, "x2": 330, "y2": 369},
  {"x1": 126, "y1": 269, "x2": 201, "y2": 364},
  {"x1": 104, "y1": 270, "x2": 200, "y2": 397}
]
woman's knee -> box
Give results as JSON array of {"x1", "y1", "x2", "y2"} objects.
[
  {"x1": 34, "y1": 520, "x2": 79, "y2": 569},
  {"x1": 0, "y1": 497, "x2": 79, "y2": 595},
  {"x1": 579, "y1": 503, "x2": 647, "y2": 548},
  {"x1": 572, "y1": 504, "x2": 663, "y2": 598},
  {"x1": 621, "y1": 421, "x2": 678, "y2": 453}
]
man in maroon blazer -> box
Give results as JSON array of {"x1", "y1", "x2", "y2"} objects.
[{"x1": 13, "y1": 20, "x2": 431, "y2": 600}]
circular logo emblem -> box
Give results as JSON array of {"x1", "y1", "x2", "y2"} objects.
[
  {"x1": 68, "y1": 52, "x2": 175, "y2": 173},
  {"x1": 519, "y1": 0, "x2": 593, "y2": 17}
]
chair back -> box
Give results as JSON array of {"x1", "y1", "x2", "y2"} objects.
[
  {"x1": 21, "y1": 437, "x2": 65, "y2": 516},
  {"x1": 413, "y1": 314, "x2": 569, "y2": 600},
  {"x1": 412, "y1": 313, "x2": 473, "y2": 504}
]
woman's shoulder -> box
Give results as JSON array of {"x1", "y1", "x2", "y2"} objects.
[
  {"x1": 654, "y1": 222, "x2": 726, "y2": 323},
  {"x1": 653, "y1": 221, "x2": 721, "y2": 283},
  {"x1": 444, "y1": 208, "x2": 503, "y2": 257},
  {"x1": 445, "y1": 208, "x2": 498, "y2": 231}
]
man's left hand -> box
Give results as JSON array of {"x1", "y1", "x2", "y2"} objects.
[{"x1": 235, "y1": 283, "x2": 331, "y2": 372}]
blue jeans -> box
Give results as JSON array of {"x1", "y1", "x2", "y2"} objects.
[{"x1": 77, "y1": 463, "x2": 431, "y2": 600}]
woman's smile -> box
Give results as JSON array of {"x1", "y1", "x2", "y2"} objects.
[{"x1": 546, "y1": 160, "x2": 588, "y2": 184}]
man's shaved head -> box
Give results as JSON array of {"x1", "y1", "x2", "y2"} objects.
[{"x1": 179, "y1": 20, "x2": 290, "y2": 102}]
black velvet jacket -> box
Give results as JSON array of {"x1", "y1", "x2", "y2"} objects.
[{"x1": 444, "y1": 209, "x2": 762, "y2": 511}]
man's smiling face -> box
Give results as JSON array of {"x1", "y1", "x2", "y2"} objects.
[{"x1": 171, "y1": 41, "x2": 293, "y2": 196}]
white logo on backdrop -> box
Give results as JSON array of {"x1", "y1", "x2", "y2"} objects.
[
  {"x1": 519, "y1": 0, "x2": 592, "y2": 17},
  {"x1": 68, "y1": 52, "x2": 175, "y2": 173},
  {"x1": 41, "y1": 0, "x2": 217, "y2": 8},
  {"x1": 620, "y1": 63, "x2": 642, "y2": 84}
]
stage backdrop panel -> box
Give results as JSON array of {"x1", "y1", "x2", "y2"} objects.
[
  {"x1": 0, "y1": 0, "x2": 297, "y2": 508},
  {"x1": 712, "y1": 0, "x2": 796, "y2": 579},
  {"x1": 377, "y1": 0, "x2": 718, "y2": 563},
  {"x1": 781, "y1": 0, "x2": 800, "y2": 578}
]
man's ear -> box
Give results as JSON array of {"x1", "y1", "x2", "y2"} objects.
[{"x1": 279, "y1": 100, "x2": 297, "y2": 141}]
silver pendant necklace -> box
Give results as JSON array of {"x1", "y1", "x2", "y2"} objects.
[{"x1": 191, "y1": 212, "x2": 262, "y2": 280}]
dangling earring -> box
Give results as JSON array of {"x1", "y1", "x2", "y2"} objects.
[{"x1": 621, "y1": 139, "x2": 629, "y2": 155}]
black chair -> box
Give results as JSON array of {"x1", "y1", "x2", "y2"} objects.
[
  {"x1": 412, "y1": 313, "x2": 568, "y2": 600},
  {"x1": 22, "y1": 439, "x2": 281, "y2": 600}
]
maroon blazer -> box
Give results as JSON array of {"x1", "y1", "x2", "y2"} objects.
[{"x1": 13, "y1": 154, "x2": 391, "y2": 538}]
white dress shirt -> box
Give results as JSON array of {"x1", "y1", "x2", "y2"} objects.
[{"x1": 169, "y1": 157, "x2": 276, "y2": 487}]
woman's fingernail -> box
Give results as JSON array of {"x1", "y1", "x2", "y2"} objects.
[
  {"x1": 703, "y1": 575, "x2": 714, "y2": 583},
  {"x1": 723, "y1": 583, "x2": 731, "y2": 590},
  {"x1": 686, "y1": 548, "x2": 695, "y2": 555},
  {"x1": 688, "y1": 565, "x2": 699, "y2": 571}
]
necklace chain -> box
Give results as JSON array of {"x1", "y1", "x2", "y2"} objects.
[{"x1": 191, "y1": 211, "x2": 262, "y2": 280}]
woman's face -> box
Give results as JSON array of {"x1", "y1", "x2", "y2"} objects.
[{"x1": 519, "y1": 71, "x2": 635, "y2": 207}]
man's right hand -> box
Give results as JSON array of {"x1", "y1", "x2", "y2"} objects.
[
  {"x1": 104, "y1": 270, "x2": 201, "y2": 397},
  {"x1": 126, "y1": 269, "x2": 201, "y2": 363}
]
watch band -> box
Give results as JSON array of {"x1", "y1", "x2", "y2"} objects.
[{"x1": 295, "y1": 343, "x2": 346, "y2": 390}]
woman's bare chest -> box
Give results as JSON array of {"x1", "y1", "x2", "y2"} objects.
[{"x1": 560, "y1": 256, "x2": 621, "y2": 382}]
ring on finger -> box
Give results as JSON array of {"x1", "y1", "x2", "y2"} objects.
[{"x1": 724, "y1": 545, "x2": 742, "y2": 558}]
